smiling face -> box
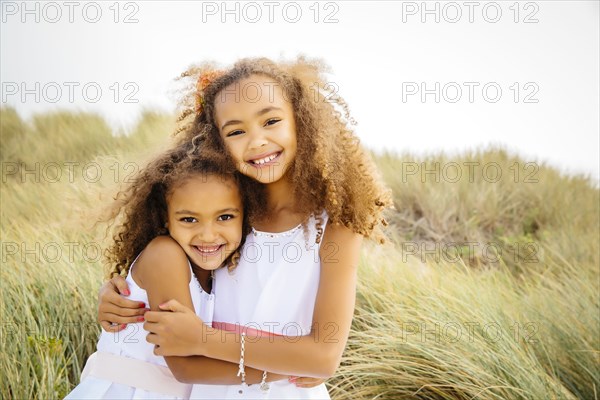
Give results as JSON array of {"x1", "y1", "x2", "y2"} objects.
[
  {"x1": 166, "y1": 174, "x2": 243, "y2": 271},
  {"x1": 214, "y1": 74, "x2": 298, "y2": 185}
]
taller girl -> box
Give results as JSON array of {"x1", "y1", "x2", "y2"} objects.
[{"x1": 100, "y1": 56, "x2": 392, "y2": 399}]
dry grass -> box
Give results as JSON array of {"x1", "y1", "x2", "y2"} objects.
[{"x1": 1, "y1": 107, "x2": 598, "y2": 399}]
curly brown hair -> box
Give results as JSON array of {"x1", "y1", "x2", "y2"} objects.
[
  {"x1": 174, "y1": 56, "x2": 392, "y2": 243},
  {"x1": 104, "y1": 139, "x2": 252, "y2": 279}
]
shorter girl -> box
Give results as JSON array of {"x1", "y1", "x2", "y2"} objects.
[{"x1": 66, "y1": 140, "x2": 284, "y2": 399}]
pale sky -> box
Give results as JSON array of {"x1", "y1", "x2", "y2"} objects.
[{"x1": 2, "y1": 1, "x2": 599, "y2": 179}]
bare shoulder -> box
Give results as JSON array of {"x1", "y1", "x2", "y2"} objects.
[
  {"x1": 322, "y1": 220, "x2": 363, "y2": 247},
  {"x1": 143, "y1": 235, "x2": 187, "y2": 259},
  {"x1": 320, "y1": 221, "x2": 363, "y2": 270},
  {"x1": 135, "y1": 236, "x2": 190, "y2": 287}
]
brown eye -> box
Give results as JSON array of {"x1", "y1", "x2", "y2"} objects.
[{"x1": 226, "y1": 130, "x2": 244, "y2": 137}]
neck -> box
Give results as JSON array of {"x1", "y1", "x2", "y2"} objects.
[
  {"x1": 265, "y1": 175, "x2": 295, "y2": 212},
  {"x1": 191, "y1": 264, "x2": 212, "y2": 293}
]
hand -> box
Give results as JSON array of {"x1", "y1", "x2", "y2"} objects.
[
  {"x1": 289, "y1": 376, "x2": 327, "y2": 388},
  {"x1": 144, "y1": 299, "x2": 207, "y2": 357},
  {"x1": 98, "y1": 276, "x2": 148, "y2": 332}
]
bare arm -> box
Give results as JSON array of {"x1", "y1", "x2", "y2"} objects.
[
  {"x1": 145, "y1": 222, "x2": 362, "y2": 378},
  {"x1": 136, "y1": 236, "x2": 287, "y2": 384},
  {"x1": 166, "y1": 355, "x2": 287, "y2": 385}
]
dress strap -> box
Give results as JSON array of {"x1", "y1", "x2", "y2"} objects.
[{"x1": 127, "y1": 251, "x2": 145, "y2": 275}]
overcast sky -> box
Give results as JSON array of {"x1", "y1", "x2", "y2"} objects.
[{"x1": 2, "y1": 1, "x2": 599, "y2": 180}]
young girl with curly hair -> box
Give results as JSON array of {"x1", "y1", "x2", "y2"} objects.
[
  {"x1": 66, "y1": 141, "x2": 295, "y2": 399},
  {"x1": 96, "y1": 56, "x2": 392, "y2": 399}
]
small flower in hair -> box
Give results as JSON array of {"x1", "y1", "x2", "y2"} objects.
[{"x1": 195, "y1": 70, "x2": 224, "y2": 114}]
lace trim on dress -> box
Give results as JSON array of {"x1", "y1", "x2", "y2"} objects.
[{"x1": 251, "y1": 223, "x2": 302, "y2": 238}]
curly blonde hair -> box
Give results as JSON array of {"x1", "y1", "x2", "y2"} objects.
[
  {"x1": 174, "y1": 56, "x2": 392, "y2": 243},
  {"x1": 104, "y1": 139, "x2": 252, "y2": 279}
]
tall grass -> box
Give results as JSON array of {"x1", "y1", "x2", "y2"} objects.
[
  {"x1": 1, "y1": 107, "x2": 598, "y2": 399},
  {"x1": 1, "y1": 107, "x2": 174, "y2": 398}
]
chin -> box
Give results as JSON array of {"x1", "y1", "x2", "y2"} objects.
[{"x1": 258, "y1": 171, "x2": 286, "y2": 185}]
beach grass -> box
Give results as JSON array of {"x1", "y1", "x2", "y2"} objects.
[{"x1": 1, "y1": 107, "x2": 598, "y2": 399}]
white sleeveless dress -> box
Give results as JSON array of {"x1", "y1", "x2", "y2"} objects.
[
  {"x1": 189, "y1": 212, "x2": 331, "y2": 400},
  {"x1": 65, "y1": 255, "x2": 215, "y2": 400}
]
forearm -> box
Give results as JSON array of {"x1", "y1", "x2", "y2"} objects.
[
  {"x1": 200, "y1": 325, "x2": 346, "y2": 378},
  {"x1": 166, "y1": 356, "x2": 287, "y2": 384}
]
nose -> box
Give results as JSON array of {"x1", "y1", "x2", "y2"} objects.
[
  {"x1": 195, "y1": 223, "x2": 218, "y2": 243},
  {"x1": 247, "y1": 127, "x2": 268, "y2": 150}
]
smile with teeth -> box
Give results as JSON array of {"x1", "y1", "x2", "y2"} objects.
[
  {"x1": 193, "y1": 244, "x2": 224, "y2": 256},
  {"x1": 249, "y1": 152, "x2": 281, "y2": 165}
]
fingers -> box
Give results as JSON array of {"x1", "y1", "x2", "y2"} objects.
[
  {"x1": 105, "y1": 291, "x2": 146, "y2": 310},
  {"x1": 145, "y1": 331, "x2": 159, "y2": 345},
  {"x1": 111, "y1": 275, "x2": 131, "y2": 296},
  {"x1": 97, "y1": 302, "x2": 147, "y2": 333},
  {"x1": 157, "y1": 299, "x2": 187, "y2": 312},
  {"x1": 100, "y1": 321, "x2": 127, "y2": 333},
  {"x1": 143, "y1": 310, "x2": 170, "y2": 323},
  {"x1": 100, "y1": 311, "x2": 146, "y2": 326},
  {"x1": 146, "y1": 334, "x2": 165, "y2": 357},
  {"x1": 98, "y1": 276, "x2": 146, "y2": 308},
  {"x1": 96, "y1": 277, "x2": 146, "y2": 333},
  {"x1": 290, "y1": 376, "x2": 326, "y2": 388},
  {"x1": 99, "y1": 303, "x2": 147, "y2": 318},
  {"x1": 143, "y1": 320, "x2": 160, "y2": 334}
]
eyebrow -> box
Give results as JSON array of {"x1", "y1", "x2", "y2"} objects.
[
  {"x1": 175, "y1": 208, "x2": 240, "y2": 215},
  {"x1": 220, "y1": 106, "x2": 283, "y2": 131}
]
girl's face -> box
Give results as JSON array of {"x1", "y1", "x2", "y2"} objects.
[
  {"x1": 214, "y1": 74, "x2": 297, "y2": 185},
  {"x1": 166, "y1": 174, "x2": 243, "y2": 271}
]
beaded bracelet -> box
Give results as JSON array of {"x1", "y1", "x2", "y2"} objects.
[
  {"x1": 238, "y1": 332, "x2": 270, "y2": 392},
  {"x1": 237, "y1": 332, "x2": 246, "y2": 385},
  {"x1": 260, "y1": 370, "x2": 270, "y2": 393}
]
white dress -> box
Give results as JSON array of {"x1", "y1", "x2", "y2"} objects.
[
  {"x1": 65, "y1": 255, "x2": 215, "y2": 400},
  {"x1": 190, "y1": 212, "x2": 331, "y2": 400}
]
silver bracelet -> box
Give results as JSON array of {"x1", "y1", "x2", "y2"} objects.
[
  {"x1": 237, "y1": 332, "x2": 246, "y2": 385},
  {"x1": 260, "y1": 370, "x2": 270, "y2": 393}
]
